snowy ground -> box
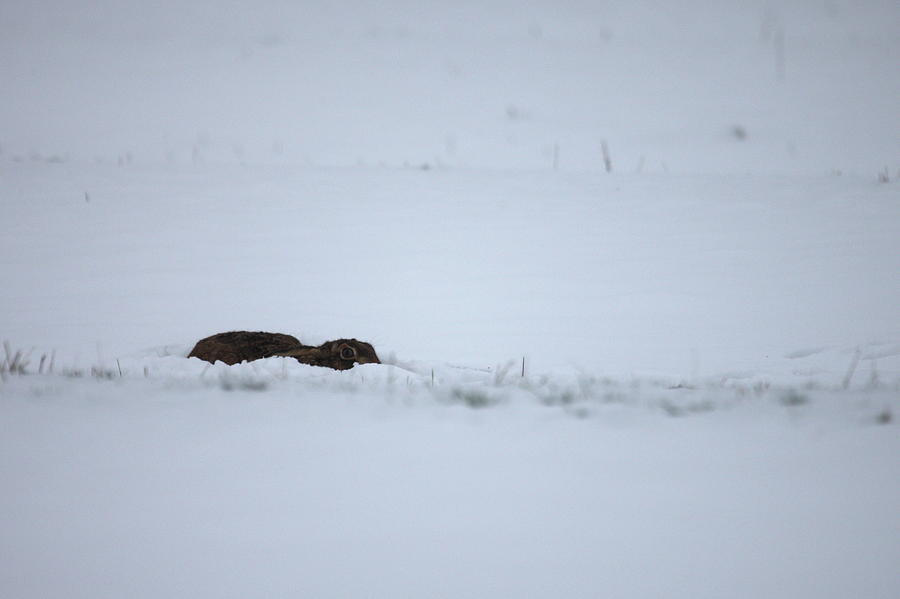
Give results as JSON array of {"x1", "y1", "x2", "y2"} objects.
[
  {"x1": 2, "y1": 371, "x2": 898, "y2": 599},
  {"x1": 2, "y1": 1, "x2": 900, "y2": 597}
]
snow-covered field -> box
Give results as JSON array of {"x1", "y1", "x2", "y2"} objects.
[{"x1": 2, "y1": 1, "x2": 899, "y2": 597}]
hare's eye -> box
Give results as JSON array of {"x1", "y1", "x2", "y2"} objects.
[{"x1": 340, "y1": 346, "x2": 357, "y2": 360}]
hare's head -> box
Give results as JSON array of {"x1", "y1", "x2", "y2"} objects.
[
  {"x1": 322, "y1": 339, "x2": 381, "y2": 370},
  {"x1": 278, "y1": 338, "x2": 380, "y2": 371}
]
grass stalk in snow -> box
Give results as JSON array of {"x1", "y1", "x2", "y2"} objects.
[
  {"x1": 842, "y1": 348, "x2": 861, "y2": 389},
  {"x1": 774, "y1": 25, "x2": 786, "y2": 82},
  {"x1": 493, "y1": 360, "x2": 515, "y2": 385},
  {"x1": 601, "y1": 140, "x2": 612, "y2": 173},
  {"x1": 2, "y1": 342, "x2": 30, "y2": 376}
]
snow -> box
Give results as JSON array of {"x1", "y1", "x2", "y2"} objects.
[
  {"x1": 2, "y1": 373, "x2": 899, "y2": 598},
  {"x1": 2, "y1": 1, "x2": 899, "y2": 597}
]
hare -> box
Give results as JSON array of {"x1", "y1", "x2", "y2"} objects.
[{"x1": 188, "y1": 331, "x2": 380, "y2": 371}]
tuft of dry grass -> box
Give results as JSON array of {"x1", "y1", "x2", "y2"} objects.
[{"x1": 2, "y1": 341, "x2": 31, "y2": 378}]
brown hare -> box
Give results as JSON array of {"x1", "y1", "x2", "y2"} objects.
[{"x1": 188, "y1": 331, "x2": 380, "y2": 371}]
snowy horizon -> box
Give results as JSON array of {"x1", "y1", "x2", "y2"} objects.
[{"x1": 2, "y1": 0, "x2": 898, "y2": 175}]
